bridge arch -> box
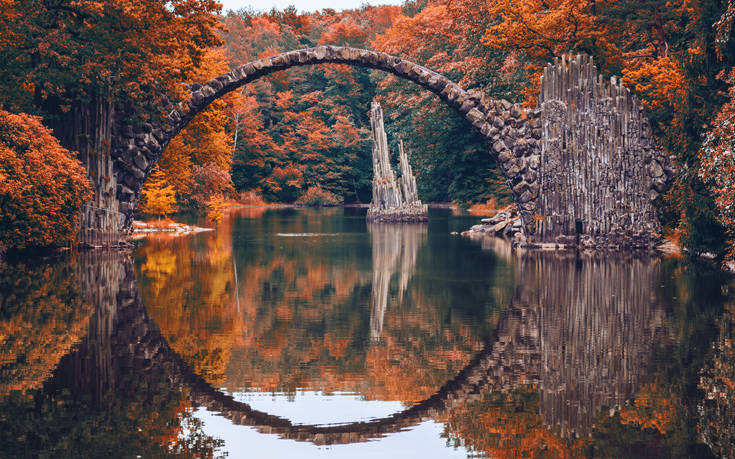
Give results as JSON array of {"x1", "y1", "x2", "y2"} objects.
[
  {"x1": 111, "y1": 45, "x2": 541, "y2": 232},
  {"x1": 100, "y1": 260, "x2": 540, "y2": 445},
  {"x1": 74, "y1": 252, "x2": 669, "y2": 446}
]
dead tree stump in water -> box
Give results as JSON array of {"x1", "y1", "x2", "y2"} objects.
[{"x1": 367, "y1": 102, "x2": 428, "y2": 222}]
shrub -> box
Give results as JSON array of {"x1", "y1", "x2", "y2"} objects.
[
  {"x1": 0, "y1": 110, "x2": 91, "y2": 251},
  {"x1": 139, "y1": 166, "x2": 176, "y2": 218},
  {"x1": 189, "y1": 162, "x2": 235, "y2": 209},
  {"x1": 698, "y1": 68, "x2": 735, "y2": 261},
  {"x1": 295, "y1": 186, "x2": 342, "y2": 207},
  {"x1": 239, "y1": 190, "x2": 266, "y2": 205}
]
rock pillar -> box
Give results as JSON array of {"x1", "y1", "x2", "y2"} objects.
[{"x1": 366, "y1": 102, "x2": 428, "y2": 222}]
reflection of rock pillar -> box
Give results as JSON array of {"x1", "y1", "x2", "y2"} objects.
[
  {"x1": 72, "y1": 251, "x2": 132, "y2": 404},
  {"x1": 512, "y1": 254, "x2": 670, "y2": 437},
  {"x1": 368, "y1": 223, "x2": 426, "y2": 341}
]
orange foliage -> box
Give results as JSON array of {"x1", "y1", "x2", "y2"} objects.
[
  {"x1": 0, "y1": 0, "x2": 222, "y2": 114},
  {"x1": 139, "y1": 166, "x2": 176, "y2": 218},
  {"x1": 150, "y1": 46, "x2": 241, "y2": 210},
  {"x1": 468, "y1": 198, "x2": 501, "y2": 215},
  {"x1": 0, "y1": 110, "x2": 91, "y2": 250},
  {"x1": 295, "y1": 185, "x2": 342, "y2": 206},
  {"x1": 320, "y1": 18, "x2": 369, "y2": 47},
  {"x1": 137, "y1": 217, "x2": 241, "y2": 384},
  {"x1": 445, "y1": 389, "x2": 590, "y2": 459},
  {"x1": 479, "y1": 0, "x2": 615, "y2": 104},
  {"x1": 0, "y1": 260, "x2": 91, "y2": 396},
  {"x1": 622, "y1": 56, "x2": 689, "y2": 114},
  {"x1": 619, "y1": 383, "x2": 679, "y2": 434},
  {"x1": 238, "y1": 190, "x2": 266, "y2": 206}
]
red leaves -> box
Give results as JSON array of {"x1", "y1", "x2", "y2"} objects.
[{"x1": 0, "y1": 109, "x2": 92, "y2": 250}]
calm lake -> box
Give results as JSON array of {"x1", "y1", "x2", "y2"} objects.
[{"x1": 1, "y1": 207, "x2": 734, "y2": 458}]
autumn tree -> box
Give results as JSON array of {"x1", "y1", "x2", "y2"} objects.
[
  {"x1": 0, "y1": 0, "x2": 223, "y2": 148},
  {"x1": 190, "y1": 162, "x2": 236, "y2": 210},
  {"x1": 0, "y1": 110, "x2": 91, "y2": 251},
  {"x1": 144, "y1": 46, "x2": 241, "y2": 211},
  {"x1": 372, "y1": 2, "x2": 519, "y2": 204},
  {"x1": 698, "y1": 68, "x2": 735, "y2": 260},
  {"x1": 139, "y1": 166, "x2": 176, "y2": 219},
  {"x1": 223, "y1": 9, "x2": 383, "y2": 203},
  {"x1": 0, "y1": 259, "x2": 91, "y2": 395}
]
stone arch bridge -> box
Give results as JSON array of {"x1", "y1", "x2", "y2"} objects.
[{"x1": 87, "y1": 46, "x2": 672, "y2": 247}]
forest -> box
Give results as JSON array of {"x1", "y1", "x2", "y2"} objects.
[{"x1": 2, "y1": 0, "x2": 735, "y2": 260}]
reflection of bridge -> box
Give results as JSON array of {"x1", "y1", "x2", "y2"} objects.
[{"x1": 69, "y1": 251, "x2": 670, "y2": 445}]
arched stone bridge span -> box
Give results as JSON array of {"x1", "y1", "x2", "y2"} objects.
[
  {"x1": 113, "y1": 45, "x2": 541, "y2": 232},
  {"x1": 107, "y1": 47, "x2": 671, "y2": 246}
]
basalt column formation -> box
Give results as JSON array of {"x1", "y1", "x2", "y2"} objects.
[
  {"x1": 367, "y1": 102, "x2": 428, "y2": 222},
  {"x1": 534, "y1": 55, "x2": 673, "y2": 249}
]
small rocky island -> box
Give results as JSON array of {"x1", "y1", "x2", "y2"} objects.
[{"x1": 366, "y1": 102, "x2": 428, "y2": 222}]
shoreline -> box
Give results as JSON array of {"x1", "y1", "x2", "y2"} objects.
[{"x1": 132, "y1": 220, "x2": 213, "y2": 238}]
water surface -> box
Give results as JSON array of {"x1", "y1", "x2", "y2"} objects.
[{"x1": 1, "y1": 207, "x2": 733, "y2": 458}]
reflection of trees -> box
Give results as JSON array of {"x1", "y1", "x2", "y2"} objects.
[
  {"x1": 0, "y1": 253, "x2": 223, "y2": 458},
  {"x1": 367, "y1": 223, "x2": 426, "y2": 341},
  {"x1": 135, "y1": 214, "x2": 241, "y2": 384},
  {"x1": 699, "y1": 302, "x2": 735, "y2": 459},
  {"x1": 0, "y1": 258, "x2": 91, "y2": 396},
  {"x1": 443, "y1": 252, "x2": 683, "y2": 457},
  {"x1": 132, "y1": 208, "x2": 502, "y2": 403}
]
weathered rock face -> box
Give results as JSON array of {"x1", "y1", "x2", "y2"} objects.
[
  {"x1": 366, "y1": 102, "x2": 428, "y2": 222},
  {"x1": 91, "y1": 46, "x2": 669, "y2": 250},
  {"x1": 534, "y1": 54, "x2": 672, "y2": 249}
]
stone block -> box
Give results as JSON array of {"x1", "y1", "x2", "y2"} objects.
[
  {"x1": 309, "y1": 46, "x2": 327, "y2": 61},
  {"x1": 493, "y1": 140, "x2": 507, "y2": 152},
  {"x1": 498, "y1": 149, "x2": 514, "y2": 164},
  {"x1": 133, "y1": 153, "x2": 148, "y2": 170},
  {"x1": 465, "y1": 108, "x2": 483, "y2": 123},
  {"x1": 512, "y1": 181, "x2": 528, "y2": 195},
  {"x1": 120, "y1": 185, "x2": 135, "y2": 197},
  {"x1": 649, "y1": 161, "x2": 664, "y2": 178},
  {"x1": 206, "y1": 78, "x2": 223, "y2": 92},
  {"x1": 459, "y1": 99, "x2": 475, "y2": 113},
  {"x1": 510, "y1": 104, "x2": 523, "y2": 118},
  {"x1": 523, "y1": 170, "x2": 537, "y2": 183},
  {"x1": 131, "y1": 167, "x2": 145, "y2": 180},
  {"x1": 526, "y1": 154, "x2": 540, "y2": 169}
]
